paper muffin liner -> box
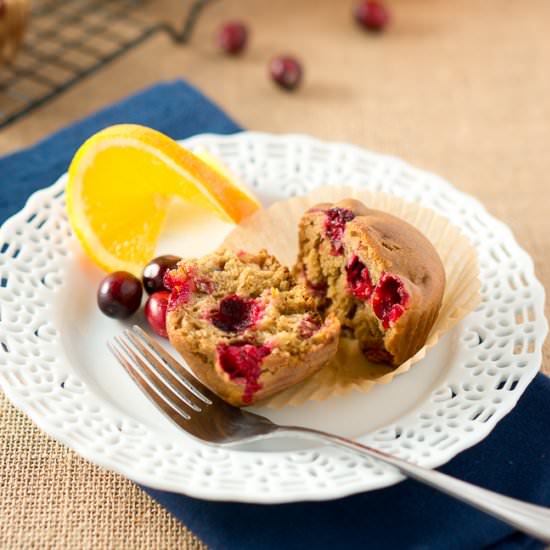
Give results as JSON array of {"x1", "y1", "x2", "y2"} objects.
[{"x1": 222, "y1": 186, "x2": 481, "y2": 408}]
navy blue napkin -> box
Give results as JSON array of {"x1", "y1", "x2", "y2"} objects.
[
  {"x1": 1, "y1": 80, "x2": 549, "y2": 550},
  {"x1": 0, "y1": 80, "x2": 240, "y2": 222}
]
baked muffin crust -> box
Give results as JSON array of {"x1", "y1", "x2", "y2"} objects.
[
  {"x1": 296, "y1": 198, "x2": 445, "y2": 366},
  {"x1": 165, "y1": 249, "x2": 340, "y2": 406}
]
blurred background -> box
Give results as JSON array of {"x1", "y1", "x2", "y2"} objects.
[{"x1": 1, "y1": 0, "x2": 549, "y2": 259}]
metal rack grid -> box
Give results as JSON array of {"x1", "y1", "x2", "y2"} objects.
[{"x1": 0, "y1": 0, "x2": 211, "y2": 129}]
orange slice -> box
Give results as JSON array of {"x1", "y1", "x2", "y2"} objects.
[{"x1": 66, "y1": 124, "x2": 260, "y2": 275}]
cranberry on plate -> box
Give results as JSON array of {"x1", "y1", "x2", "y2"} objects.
[
  {"x1": 145, "y1": 290, "x2": 170, "y2": 338},
  {"x1": 142, "y1": 255, "x2": 181, "y2": 295},
  {"x1": 97, "y1": 271, "x2": 143, "y2": 319}
]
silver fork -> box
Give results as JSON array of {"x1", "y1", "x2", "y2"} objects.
[{"x1": 109, "y1": 326, "x2": 550, "y2": 543}]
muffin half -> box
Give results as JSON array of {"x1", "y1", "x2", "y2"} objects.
[
  {"x1": 165, "y1": 249, "x2": 340, "y2": 406},
  {"x1": 296, "y1": 198, "x2": 445, "y2": 366}
]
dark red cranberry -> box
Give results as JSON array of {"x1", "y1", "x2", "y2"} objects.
[
  {"x1": 97, "y1": 271, "x2": 143, "y2": 319},
  {"x1": 0, "y1": 1, "x2": 6, "y2": 19},
  {"x1": 142, "y1": 255, "x2": 181, "y2": 295},
  {"x1": 217, "y1": 341, "x2": 271, "y2": 403},
  {"x1": 298, "y1": 315, "x2": 322, "y2": 339},
  {"x1": 363, "y1": 347, "x2": 394, "y2": 364},
  {"x1": 217, "y1": 21, "x2": 248, "y2": 54},
  {"x1": 270, "y1": 56, "x2": 303, "y2": 91},
  {"x1": 324, "y1": 207, "x2": 355, "y2": 255},
  {"x1": 145, "y1": 291, "x2": 170, "y2": 338},
  {"x1": 209, "y1": 295, "x2": 263, "y2": 333},
  {"x1": 346, "y1": 255, "x2": 373, "y2": 300},
  {"x1": 372, "y1": 273, "x2": 409, "y2": 329},
  {"x1": 354, "y1": 1, "x2": 390, "y2": 32}
]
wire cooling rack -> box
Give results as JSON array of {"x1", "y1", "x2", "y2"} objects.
[{"x1": 0, "y1": 0, "x2": 211, "y2": 129}]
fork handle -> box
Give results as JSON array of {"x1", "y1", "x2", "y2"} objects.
[{"x1": 277, "y1": 426, "x2": 550, "y2": 543}]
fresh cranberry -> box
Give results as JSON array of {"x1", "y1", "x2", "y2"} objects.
[
  {"x1": 217, "y1": 21, "x2": 248, "y2": 54},
  {"x1": 323, "y1": 207, "x2": 355, "y2": 255},
  {"x1": 270, "y1": 56, "x2": 303, "y2": 91},
  {"x1": 145, "y1": 291, "x2": 170, "y2": 338},
  {"x1": 372, "y1": 273, "x2": 409, "y2": 329},
  {"x1": 363, "y1": 347, "x2": 394, "y2": 364},
  {"x1": 346, "y1": 255, "x2": 373, "y2": 300},
  {"x1": 298, "y1": 315, "x2": 322, "y2": 339},
  {"x1": 209, "y1": 295, "x2": 263, "y2": 333},
  {"x1": 354, "y1": 1, "x2": 390, "y2": 32},
  {"x1": 217, "y1": 341, "x2": 271, "y2": 403},
  {"x1": 142, "y1": 255, "x2": 181, "y2": 295},
  {"x1": 97, "y1": 271, "x2": 142, "y2": 319}
]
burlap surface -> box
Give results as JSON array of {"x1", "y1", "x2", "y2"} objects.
[{"x1": 1, "y1": 0, "x2": 549, "y2": 548}]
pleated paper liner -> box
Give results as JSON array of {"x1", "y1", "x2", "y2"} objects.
[{"x1": 222, "y1": 186, "x2": 481, "y2": 407}]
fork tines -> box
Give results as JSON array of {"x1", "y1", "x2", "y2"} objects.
[{"x1": 108, "y1": 326, "x2": 214, "y2": 426}]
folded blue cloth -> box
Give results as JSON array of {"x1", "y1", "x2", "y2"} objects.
[
  {"x1": 1, "y1": 79, "x2": 548, "y2": 550},
  {"x1": 0, "y1": 80, "x2": 240, "y2": 222}
]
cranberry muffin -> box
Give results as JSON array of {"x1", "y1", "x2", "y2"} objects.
[
  {"x1": 165, "y1": 249, "x2": 340, "y2": 406},
  {"x1": 296, "y1": 198, "x2": 445, "y2": 367}
]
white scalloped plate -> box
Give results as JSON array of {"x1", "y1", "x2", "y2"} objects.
[{"x1": 0, "y1": 132, "x2": 547, "y2": 504}]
